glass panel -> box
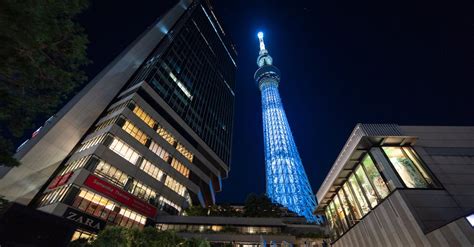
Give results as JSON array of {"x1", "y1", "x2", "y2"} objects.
[
  {"x1": 329, "y1": 201, "x2": 343, "y2": 237},
  {"x1": 362, "y1": 155, "x2": 390, "y2": 199},
  {"x1": 338, "y1": 190, "x2": 355, "y2": 226},
  {"x1": 402, "y1": 147, "x2": 436, "y2": 187},
  {"x1": 343, "y1": 182, "x2": 363, "y2": 220},
  {"x1": 325, "y1": 207, "x2": 337, "y2": 239},
  {"x1": 348, "y1": 174, "x2": 370, "y2": 215},
  {"x1": 382, "y1": 147, "x2": 429, "y2": 188},
  {"x1": 334, "y1": 195, "x2": 349, "y2": 230},
  {"x1": 355, "y1": 165, "x2": 379, "y2": 208}
]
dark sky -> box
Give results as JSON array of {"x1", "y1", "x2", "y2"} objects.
[{"x1": 79, "y1": 0, "x2": 474, "y2": 204}]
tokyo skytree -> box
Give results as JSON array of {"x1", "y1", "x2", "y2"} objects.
[{"x1": 254, "y1": 32, "x2": 319, "y2": 222}]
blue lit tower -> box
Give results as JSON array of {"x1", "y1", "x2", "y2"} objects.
[{"x1": 254, "y1": 32, "x2": 318, "y2": 222}]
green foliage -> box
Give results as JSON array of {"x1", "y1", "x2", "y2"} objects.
[
  {"x1": 86, "y1": 226, "x2": 209, "y2": 247},
  {"x1": 184, "y1": 205, "x2": 209, "y2": 216},
  {"x1": 0, "y1": 0, "x2": 90, "y2": 166},
  {"x1": 243, "y1": 193, "x2": 283, "y2": 217}
]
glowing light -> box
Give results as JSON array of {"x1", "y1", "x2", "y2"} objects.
[{"x1": 256, "y1": 32, "x2": 321, "y2": 223}]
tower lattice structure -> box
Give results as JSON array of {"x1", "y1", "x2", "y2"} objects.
[{"x1": 254, "y1": 32, "x2": 319, "y2": 222}]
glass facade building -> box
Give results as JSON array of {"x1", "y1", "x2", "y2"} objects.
[
  {"x1": 254, "y1": 33, "x2": 319, "y2": 222},
  {"x1": 0, "y1": 0, "x2": 236, "y2": 239}
]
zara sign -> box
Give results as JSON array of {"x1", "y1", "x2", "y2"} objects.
[{"x1": 63, "y1": 208, "x2": 106, "y2": 232}]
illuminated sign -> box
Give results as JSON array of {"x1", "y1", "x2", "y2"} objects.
[
  {"x1": 83, "y1": 174, "x2": 157, "y2": 218},
  {"x1": 63, "y1": 207, "x2": 105, "y2": 232}
]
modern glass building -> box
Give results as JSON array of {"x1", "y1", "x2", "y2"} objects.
[
  {"x1": 254, "y1": 32, "x2": 320, "y2": 222},
  {"x1": 316, "y1": 124, "x2": 474, "y2": 246},
  {"x1": 0, "y1": 0, "x2": 236, "y2": 238}
]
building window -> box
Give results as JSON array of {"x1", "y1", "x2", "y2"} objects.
[
  {"x1": 337, "y1": 190, "x2": 356, "y2": 227},
  {"x1": 149, "y1": 141, "x2": 170, "y2": 162},
  {"x1": 70, "y1": 229, "x2": 96, "y2": 242},
  {"x1": 382, "y1": 147, "x2": 436, "y2": 188},
  {"x1": 140, "y1": 159, "x2": 165, "y2": 182},
  {"x1": 94, "y1": 116, "x2": 119, "y2": 133},
  {"x1": 158, "y1": 196, "x2": 182, "y2": 214},
  {"x1": 164, "y1": 176, "x2": 186, "y2": 197},
  {"x1": 334, "y1": 194, "x2": 349, "y2": 231},
  {"x1": 122, "y1": 120, "x2": 148, "y2": 145},
  {"x1": 176, "y1": 143, "x2": 194, "y2": 162},
  {"x1": 171, "y1": 158, "x2": 190, "y2": 178},
  {"x1": 342, "y1": 182, "x2": 363, "y2": 220},
  {"x1": 38, "y1": 185, "x2": 71, "y2": 207},
  {"x1": 354, "y1": 165, "x2": 378, "y2": 208},
  {"x1": 108, "y1": 137, "x2": 141, "y2": 165},
  {"x1": 132, "y1": 105, "x2": 156, "y2": 129},
  {"x1": 94, "y1": 160, "x2": 129, "y2": 188},
  {"x1": 329, "y1": 201, "x2": 343, "y2": 237},
  {"x1": 348, "y1": 174, "x2": 370, "y2": 215},
  {"x1": 71, "y1": 188, "x2": 146, "y2": 229},
  {"x1": 361, "y1": 154, "x2": 390, "y2": 199},
  {"x1": 60, "y1": 155, "x2": 92, "y2": 175},
  {"x1": 157, "y1": 125, "x2": 176, "y2": 145},
  {"x1": 129, "y1": 180, "x2": 157, "y2": 202},
  {"x1": 77, "y1": 134, "x2": 107, "y2": 152}
]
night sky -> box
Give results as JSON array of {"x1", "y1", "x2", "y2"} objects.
[{"x1": 78, "y1": 0, "x2": 474, "y2": 204}]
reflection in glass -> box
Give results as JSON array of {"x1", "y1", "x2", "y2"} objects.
[
  {"x1": 355, "y1": 165, "x2": 378, "y2": 208},
  {"x1": 348, "y1": 174, "x2": 370, "y2": 215},
  {"x1": 362, "y1": 155, "x2": 390, "y2": 199},
  {"x1": 382, "y1": 147, "x2": 429, "y2": 188}
]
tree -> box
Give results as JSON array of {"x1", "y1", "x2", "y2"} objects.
[
  {"x1": 243, "y1": 193, "x2": 284, "y2": 217},
  {"x1": 0, "y1": 0, "x2": 90, "y2": 166},
  {"x1": 184, "y1": 205, "x2": 209, "y2": 216},
  {"x1": 80, "y1": 226, "x2": 210, "y2": 247}
]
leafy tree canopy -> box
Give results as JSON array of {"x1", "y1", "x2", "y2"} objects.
[{"x1": 0, "y1": 0, "x2": 90, "y2": 166}]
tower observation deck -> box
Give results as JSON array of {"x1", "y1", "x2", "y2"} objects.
[{"x1": 254, "y1": 32, "x2": 320, "y2": 222}]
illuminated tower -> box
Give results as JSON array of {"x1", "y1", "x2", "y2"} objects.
[{"x1": 254, "y1": 32, "x2": 318, "y2": 222}]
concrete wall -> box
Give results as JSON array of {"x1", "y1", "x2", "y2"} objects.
[
  {"x1": 333, "y1": 191, "x2": 474, "y2": 247},
  {"x1": 400, "y1": 126, "x2": 474, "y2": 232}
]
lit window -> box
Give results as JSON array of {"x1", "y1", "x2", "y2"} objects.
[
  {"x1": 149, "y1": 141, "x2": 170, "y2": 162},
  {"x1": 342, "y1": 182, "x2": 363, "y2": 220},
  {"x1": 176, "y1": 143, "x2": 193, "y2": 162},
  {"x1": 108, "y1": 137, "x2": 140, "y2": 165},
  {"x1": 354, "y1": 165, "x2": 378, "y2": 208},
  {"x1": 382, "y1": 147, "x2": 435, "y2": 188},
  {"x1": 337, "y1": 190, "x2": 356, "y2": 227},
  {"x1": 132, "y1": 105, "x2": 155, "y2": 128},
  {"x1": 361, "y1": 155, "x2": 390, "y2": 199},
  {"x1": 140, "y1": 159, "x2": 165, "y2": 182},
  {"x1": 171, "y1": 158, "x2": 190, "y2": 178},
  {"x1": 164, "y1": 176, "x2": 186, "y2": 197},
  {"x1": 122, "y1": 120, "x2": 148, "y2": 145},
  {"x1": 157, "y1": 125, "x2": 176, "y2": 145},
  {"x1": 334, "y1": 194, "x2": 349, "y2": 230},
  {"x1": 348, "y1": 174, "x2": 370, "y2": 214},
  {"x1": 94, "y1": 160, "x2": 129, "y2": 187}
]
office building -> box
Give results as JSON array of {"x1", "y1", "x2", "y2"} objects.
[
  {"x1": 315, "y1": 124, "x2": 474, "y2": 246},
  {"x1": 0, "y1": 0, "x2": 236, "y2": 237},
  {"x1": 254, "y1": 32, "x2": 319, "y2": 222}
]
